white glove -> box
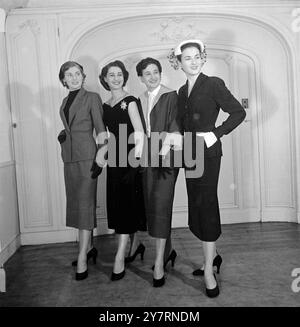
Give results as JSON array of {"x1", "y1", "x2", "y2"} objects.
[
  {"x1": 95, "y1": 144, "x2": 108, "y2": 167},
  {"x1": 196, "y1": 132, "x2": 217, "y2": 148},
  {"x1": 133, "y1": 131, "x2": 144, "y2": 159},
  {"x1": 160, "y1": 132, "x2": 183, "y2": 157}
]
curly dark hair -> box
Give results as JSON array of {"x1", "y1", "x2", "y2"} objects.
[
  {"x1": 58, "y1": 61, "x2": 86, "y2": 88},
  {"x1": 136, "y1": 57, "x2": 162, "y2": 77},
  {"x1": 99, "y1": 60, "x2": 129, "y2": 91}
]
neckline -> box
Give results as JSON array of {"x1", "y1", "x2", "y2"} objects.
[
  {"x1": 186, "y1": 72, "x2": 203, "y2": 97},
  {"x1": 69, "y1": 88, "x2": 81, "y2": 95},
  {"x1": 106, "y1": 94, "x2": 131, "y2": 108}
]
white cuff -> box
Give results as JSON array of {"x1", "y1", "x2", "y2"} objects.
[
  {"x1": 196, "y1": 132, "x2": 217, "y2": 148},
  {"x1": 134, "y1": 131, "x2": 144, "y2": 158}
]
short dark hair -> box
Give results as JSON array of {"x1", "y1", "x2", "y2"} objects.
[
  {"x1": 136, "y1": 57, "x2": 162, "y2": 77},
  {"x1": 176, "y1": 42, "x2": 202, "y2": 62},
  {"x1": 58, "y1": 61, "x2": 86, "y2": 88},
  {"x1": 99, "y1": 60, "x2": 129, "y2": 91}
]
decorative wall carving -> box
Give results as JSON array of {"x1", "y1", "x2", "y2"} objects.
[
  {"x1": 18, "y1": 19, "x2": 40, "y2": 36},
  {"x1": 150, "y1": 16, "x2": 207, "y2": 42}
]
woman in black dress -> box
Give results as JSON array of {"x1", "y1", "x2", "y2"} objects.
[
  {"x1": 58, "y1": 61, "x2": 106, "y2": 281},
  {"x1": 99, "y1": 60, "x2": 146, "y2": 281},
  {"x1": 171, "y1": 40, "x2": 246, "y2": 297}
]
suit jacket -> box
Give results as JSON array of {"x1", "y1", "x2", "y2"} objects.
[
  {"x1": 139, "y1": 84, "x2": 182, "y2": 167},
  {"x1": 59, "y1": 87, "x2": 106, "y2": 163},
  {"x1": 178, "y1": 73, "x2": 246, "y2": 157},
  {"x1": 139, "y1": 84, "x2": 181, "y2": 135}
]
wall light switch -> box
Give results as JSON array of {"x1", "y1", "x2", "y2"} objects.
[{"x1": 241, "y1": 98, "x2": 249, "y2": 109}]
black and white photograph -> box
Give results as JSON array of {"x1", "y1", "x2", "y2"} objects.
[{"x1": 0, "y1": 0, "x2": 300, "y2": 316}]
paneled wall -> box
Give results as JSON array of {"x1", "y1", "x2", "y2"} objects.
[
  {"x1": 0, "y1": 8, "x2": 20, "y2": 265},
  {"x1": 4, "y1": 1, "x2": 300, "y2": 245}
]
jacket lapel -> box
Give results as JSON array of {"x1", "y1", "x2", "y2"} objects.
[
  {"x1": 151, "y1": 84, "x2": 172, "y2": 110},
  {"x1": 68, "y1": 87, "x2": 86, "y2": 128},
  {"x1": 188, "y1": 73, "x2": 208, "y2": 99},
  {"x1": 139, "y1": 91, "x2": 148, "y2": 122},
  {"x1": 59, "y1": 96, "x2": 69, "y2": 132}
]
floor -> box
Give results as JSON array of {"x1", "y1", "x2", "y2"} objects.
[{"x1": 1, "y1": 222, "x2": 300, "y2": 307}]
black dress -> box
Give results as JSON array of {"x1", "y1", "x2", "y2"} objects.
[{"x1": 103, "y1": 95, "x2": 147, "y2": 234}]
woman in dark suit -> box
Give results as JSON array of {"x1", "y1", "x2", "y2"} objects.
[
  {"x1": 58, "y1": 61, "x2": 106, "y2": 281},
  {"x1": 136, "y1": 57, "x2": 182, "y2": 287},
  {"x1": 171, "y1": 40, "x2": 246, "y2": 297}
]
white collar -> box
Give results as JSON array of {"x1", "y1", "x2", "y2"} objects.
[{"x1": 148, "y1": 85, "x2": 161, "y2": 98}]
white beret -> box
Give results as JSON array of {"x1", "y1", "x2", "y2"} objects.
[{"x1": 174, "y1": 39, "x2": 205, "y2": 56}]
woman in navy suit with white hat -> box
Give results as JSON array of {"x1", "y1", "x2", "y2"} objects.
[{"x1": 170, "y1": 39, "x2": 246, "y2": 297}]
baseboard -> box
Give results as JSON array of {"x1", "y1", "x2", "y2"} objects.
[
  {"x1": 0, "y1": 234, "x2": 21, "y2": 266},
  {"x1": 20, "y1": 219, "x2": 111, "y2": 245},
  {"x1": 296, "y1": 212, "x2": 300, "y2": 224},
  {"x1": 172, "y1": 211, "x2": 188, "y2": 228},
  {"x1": 262, "y1": 208, "x2": 297, "y2": 223},
  {"x1": 18, "y1": 209, "x2": 299, "y2": 246},
  {"x1": 20, "y1": 229, "x2": 77, "y2": 245},
  {"x1": 94, "y1": 218, "x2": 114, "y2": 236}
]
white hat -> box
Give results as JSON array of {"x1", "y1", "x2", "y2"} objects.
[{"x1": 174, "y1": 39, "x2": 205, "y2": 56}]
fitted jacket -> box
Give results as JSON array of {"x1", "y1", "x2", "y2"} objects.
[
  {"x1": 139, "y1": 84, "x2": 180, "y2": 135},
  {"x1": 59, "y1": 87, "x2": 106, "y2": 163},
  {"x1": 139, "y1": 85, "x2": 182, "y2": 166},
  {"x1": 177, "y1": 73, "x2": 246, "y2": 157}
]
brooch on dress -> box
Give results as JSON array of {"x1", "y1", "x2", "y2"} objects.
[{"x1": 120, "y1": 101, "x2": 127, "y2": 110}]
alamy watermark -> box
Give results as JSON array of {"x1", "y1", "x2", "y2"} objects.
[
  {"x1": 291, "y1": 268, "x2": 300, "y2": 293},
  {"x1": 97, "y1": 124, "x2": 205, "y2": 178}
]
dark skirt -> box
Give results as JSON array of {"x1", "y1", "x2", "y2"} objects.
[
  {"x1": 64, "y1": 160, "x2": 97, "y2": 230},
  {"x1": 106, "y1": 167, "x2": 147, "y2": 234},
  {"x1": 186, "y1": 156, "x2": 222, "y2": 242},
  {"x1": 143, "y1": 167, "x2": 179, "y2": 239}
]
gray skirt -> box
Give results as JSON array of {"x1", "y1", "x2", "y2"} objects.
[
  {"x1": 64, "y1": 160, "x2": 97, "y2": 230},
  {"x1": 143, "y1": 167, "x2": 179, "y2": 238}
]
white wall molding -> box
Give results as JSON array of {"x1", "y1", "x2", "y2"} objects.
[
  {"x1": 56, "y1": 9, "x2": 297, "y2": 62},
  {"x1": 0, "y1": 8, "x2": 6, "y2": 33},
  {"x1": 20, "y1": 229, "x2": 76, "y2": 245},
  {"x1": 0, "y1": 234, "x2": 20, "y2": 266}
]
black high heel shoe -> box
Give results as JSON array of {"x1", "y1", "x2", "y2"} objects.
[
  {"x1": 192, "y1": 253, "x2": 222, "y2": 276},
  {"x1": 111, "y1": 270, "x2": 125, "y2": 281},
  {"x1": 151, "y1": 249, "x2": 177, "y2": 270},
  {"x1": 153, "y1": 275, "x2": 165, "y2": 287},
  {"x1": 75, "y1": 269, "x2": 88, "y2": 281},
  {"x1": 72, "y1": 247, "x2": 98, "y2": 267},
  {"x1": 125, "y1": 243, "x2": 145, "y2": 264},
  {"x1": 205, "y1": 273, "x2": 219, "y2": 298}
]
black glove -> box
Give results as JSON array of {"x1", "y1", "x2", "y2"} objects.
[
  {"x1": 90, "y1": 161, "x2": 103, "y2": 179},
  {"x1": 57, "y1": 130, "x2": 66, "y2": 144}
]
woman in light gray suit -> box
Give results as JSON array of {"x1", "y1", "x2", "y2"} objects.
[{"x1": 58, "y1": 61, "x2": 107, "y2": 280}]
